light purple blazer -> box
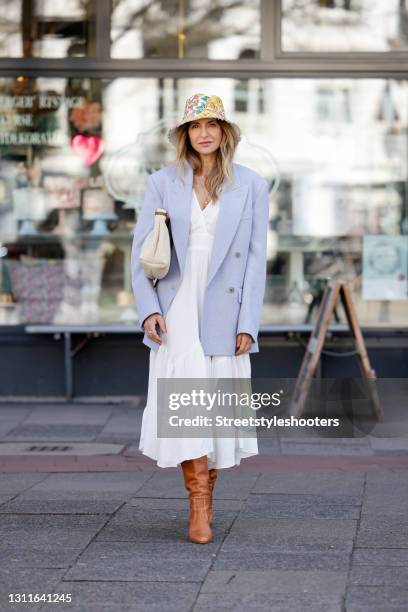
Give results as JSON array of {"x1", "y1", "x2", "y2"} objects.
[{"x1": 131, "y1": 159, "x2": 269, "y2": 355}]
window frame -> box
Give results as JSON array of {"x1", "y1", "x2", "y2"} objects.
[
  {"x1": 276, "y1": 0, "x2": 408, "y2": 62},
  {"x1": 0, "y1": 0, "x2": 406, "y2": 78}
]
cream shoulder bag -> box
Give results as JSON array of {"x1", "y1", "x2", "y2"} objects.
[{"x1": 139, "y1": 208, "x2": 171, "y2": 280}]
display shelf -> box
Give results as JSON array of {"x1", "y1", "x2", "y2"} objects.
[{"x1": 4, "y1": 231, "x2": 134, "y2": 243}]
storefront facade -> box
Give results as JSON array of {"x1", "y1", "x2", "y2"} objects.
[{"x1": 0, "y1": 1, "x2": 407, "y2": 398}]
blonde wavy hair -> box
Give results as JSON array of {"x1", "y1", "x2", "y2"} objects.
[{"x1": 173, "y1": 119, "x2": 241, "y2": 203}]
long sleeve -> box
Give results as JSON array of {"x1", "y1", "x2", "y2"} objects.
[
  {"x1": 131, "y1": 174, "x2": 163, "y2": 329},
  {"x1": 236, "y1": 179, "x2": 269, "y2": 344}
]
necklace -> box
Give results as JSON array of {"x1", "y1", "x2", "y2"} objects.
[{"x1": 193, "y1": 174, "x2": 211, "y2": 208}]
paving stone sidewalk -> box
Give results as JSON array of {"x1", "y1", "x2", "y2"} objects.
[{"x1": 0, "y1": 401, "x2": 408, "y2": 612}]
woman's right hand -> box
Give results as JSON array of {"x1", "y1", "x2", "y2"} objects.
[{"x1": 143, "y1": 312, "x2": 167, "y2": 345}]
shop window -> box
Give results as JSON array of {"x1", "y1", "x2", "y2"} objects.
[
  {"x1": 1, "y1": 76, "x2": 408, "y2": 330},
  {"x1": 0, "y1": 0, "x2": 96, "y2": 58},
  {"x1": 110, "y1": 0, "x2": 260, "y2": 59},
  {"x1": 282, "y1": 0, "x2": 408, "y2": 52}
]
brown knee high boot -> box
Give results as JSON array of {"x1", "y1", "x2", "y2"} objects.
[
  {"x1": 208, "y1": 468, "x2": 218, "y2": 524},
  {"x1": 181, "y1": 455, "x2": 212, "y2": 544}
]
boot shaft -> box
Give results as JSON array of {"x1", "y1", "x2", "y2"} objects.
[
  {"x1": 181, "y1": 455, "x2": 211, "y2": 498},
  {"x1": 180, "y1": 456, "x2": 213, "y2": 544}
]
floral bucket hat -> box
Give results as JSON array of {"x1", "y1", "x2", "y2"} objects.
[{"x1": 167, "y1": 92, "x2": 241, "y2": 146}]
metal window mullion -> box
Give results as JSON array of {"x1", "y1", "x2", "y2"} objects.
[
  {"x1": 95, "y1": 0, "x2": 112, "y2": 61},
  {"x1": 275, "y1": 0, "x2": 283, "y2": 59},
  {"x1": 260, "y1": 0, "x2": 275, "y2": 61}
]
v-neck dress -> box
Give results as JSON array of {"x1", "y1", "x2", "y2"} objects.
[{"x1": 138, "y1": 189, "x2": 259, "y2": 468}]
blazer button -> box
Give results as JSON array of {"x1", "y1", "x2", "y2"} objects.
[
  {"x1": 235, "y1": 251, "x2": 241, "y2": 257},
  {"x1": 228, "y1": 287, "x2": 234, "y2": 293}
]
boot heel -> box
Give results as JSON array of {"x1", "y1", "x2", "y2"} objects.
[{"x1": 188, "y1": 495, "x2": 212, "y2": 544}]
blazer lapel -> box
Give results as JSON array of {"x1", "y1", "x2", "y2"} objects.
[
  {"x1": 166, "y1": 159, "x2": 248, "y2": 286},
  {"x1": 206, "y1": 174, "x2": 248, "y2": 287}
]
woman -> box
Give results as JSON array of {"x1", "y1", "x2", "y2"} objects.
[{"x1": 131, "y1": 93, "x2": 269, "y2": 544}]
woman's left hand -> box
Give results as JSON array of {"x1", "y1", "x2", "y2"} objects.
[{"x1": 235, "y1": 333, "x2": 253, "y2": 355}]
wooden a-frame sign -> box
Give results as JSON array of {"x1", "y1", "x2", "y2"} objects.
[{"x1": 289, "y1": 279, "x2": 383, "y2": 422}]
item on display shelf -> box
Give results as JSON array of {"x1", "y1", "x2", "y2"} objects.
[
  {"x1": 286, "y1": 280, "x2": 305, "y2": 307},
  {"x1": 70, "y1": 101, "x2": 103, "y2": 133},
  {"x1": 71, "y1": 134, "x2": 104, "y2": 167},
  {"x1": 27, "y1": 158, "x2": 42, "y2": 188},
  {"x1": 0, "y1": 292, "x2": 14, "y2": 304},
  {"x1": 116, "y1": 290, "x2": 134, "y2": 307},
  {"x1": 52, "y1": 208, "x2": 81, "y2": 236},
  {"x1": 116, "y1": 291, "x2": 138, "y2": 322},
  {"x1": 362, "y1": 235, "x2": 408, "y2": 300},
  {"x1": 42, "y1": 173, "x2": 83, "y2": 236},
  {"x1": 0, "y1": 258, "x2": 14, "y2": 306},
  {"x1": 0, "y1": 177, "x2": 10, "y2": 209},
  {"x1": 0, "y1": 176, "x2": 14, "y2": 240},
  {"x1": 139, "y1": 208, "x2": 171, "y2": 280},
  {"x1": 82, "y1": 187, "x2": 117, "y2": 235},
  {"x1": 42, "y1": 174, "x2": 82, "y2": 209},
  {"x1": 7, "y1": 257, "x2": 66, "y2": 323},
  {"x1": 0, "y1": 257, "x2": 12, "y2": 288},
  {"x1": 12, "y1": 187, "x2": 50, "y2": 235},
  {"x1": 119, "y1": 308, "x2": 138, "y2": 322}
]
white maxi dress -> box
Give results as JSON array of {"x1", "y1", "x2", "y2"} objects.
[{"x1": 139, "y1": 189, "x2": 259, "y2": 468}]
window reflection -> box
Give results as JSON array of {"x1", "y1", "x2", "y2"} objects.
[
  {"x1": 0, "y1": 76, "x2": 407, "y2": 330},
  {"x1": 282, "y1": 0, "x2": 408, "y2": 52},
  {"x1": 0, "y1": 0, "x2": 96, "y2": 58},
  {"x1": 110, "y1": 0, "x2": 260, "y2": 59}
]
